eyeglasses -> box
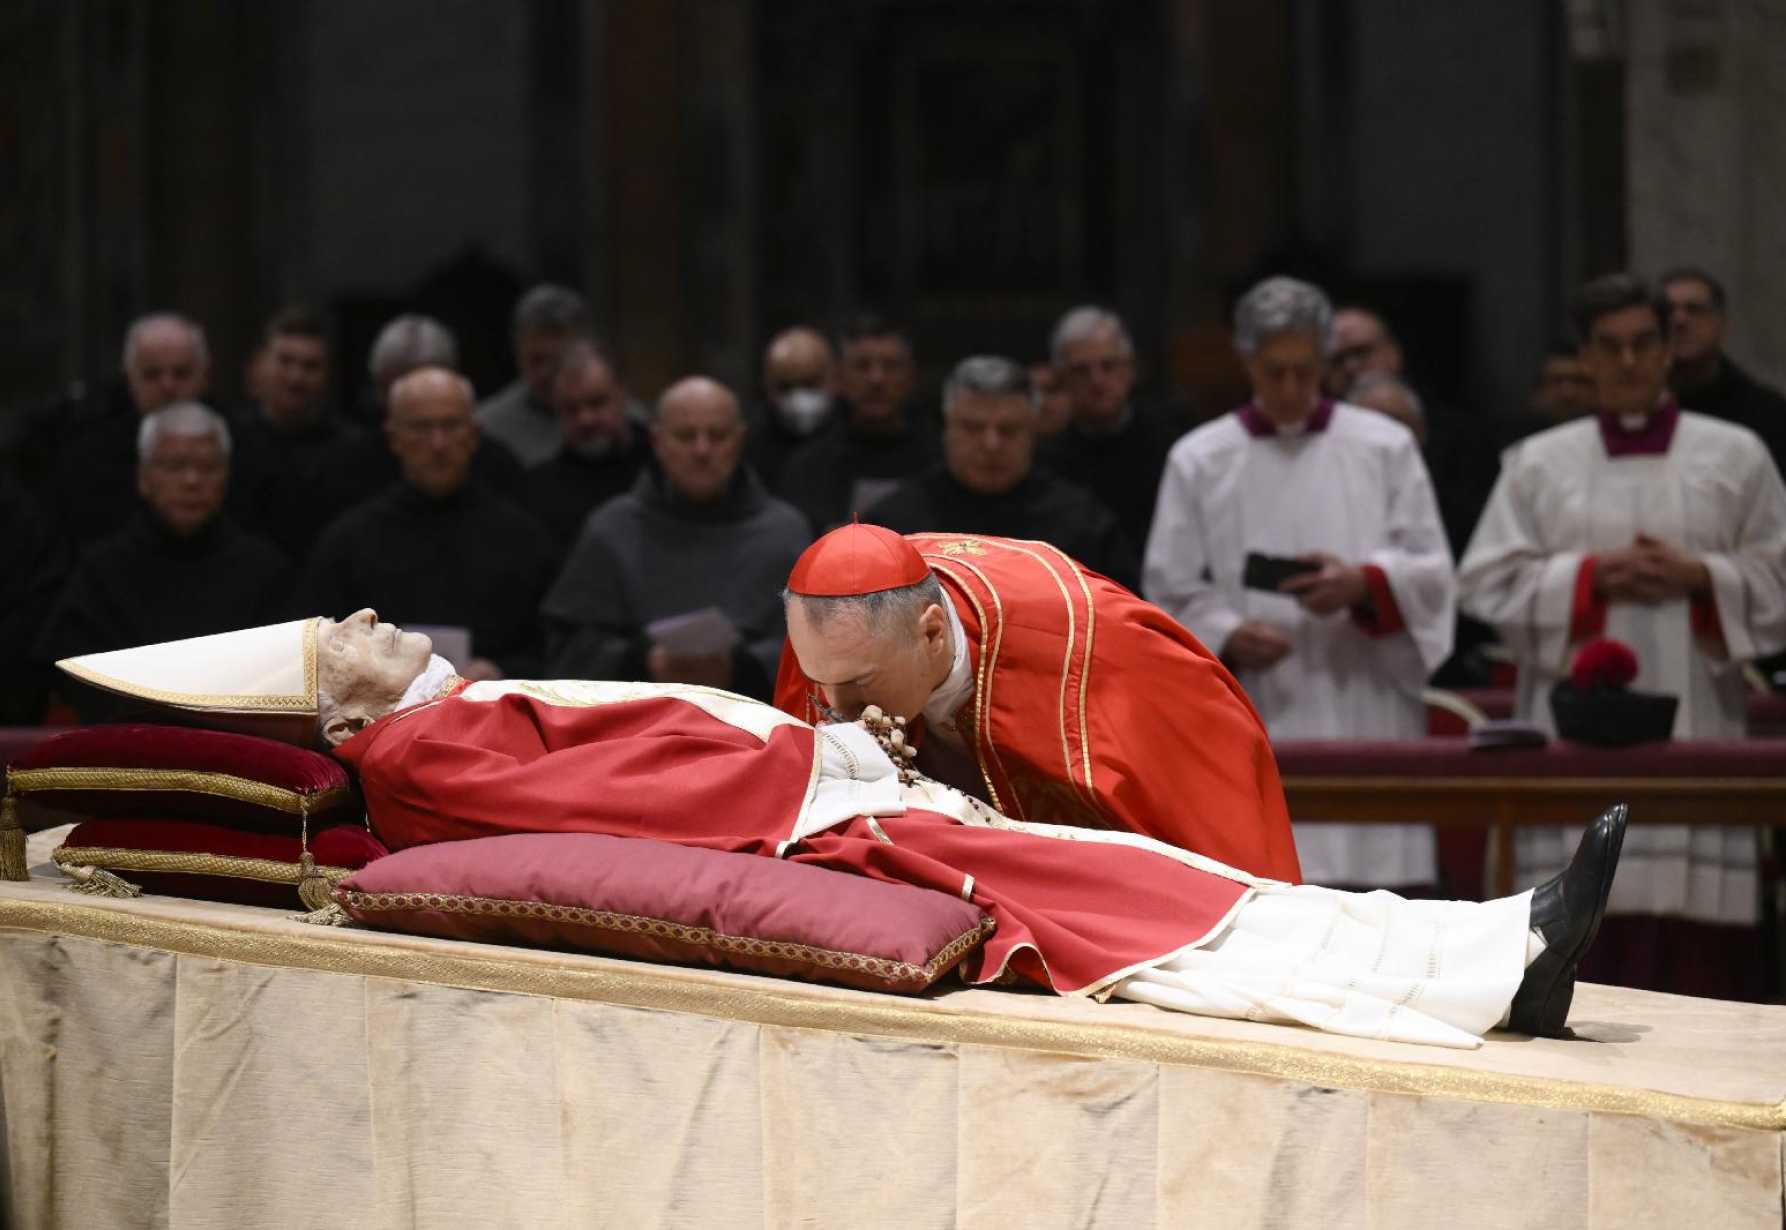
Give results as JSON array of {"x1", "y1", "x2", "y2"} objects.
[{"x1": 146, "y1": 458, "x2": 226, "y2": 477}]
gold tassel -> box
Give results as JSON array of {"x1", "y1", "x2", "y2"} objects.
[
  {"x1": 0, "y1": 794, "x2": 25, "y2": 882},
  {"x1": 62, "y1": 863, "x2": 143, "y2": 898},
  {"x1": 296, "y1": 852, "x2": 336, "y2": 912},
  {"x1": 296, "y1": 902, "x2": 351, "y2": 927}
]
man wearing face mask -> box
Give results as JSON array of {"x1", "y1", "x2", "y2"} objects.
[
  {"x1": 746, "y1": 326, "x2": 839, "y2": 491},
  {"x1": 523, "y1": 341, "x2": 649, "y2": 553}
]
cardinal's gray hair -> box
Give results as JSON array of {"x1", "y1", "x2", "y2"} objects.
[{"x1": 783, "y1": 573, "x2": 945, "y2": 632}]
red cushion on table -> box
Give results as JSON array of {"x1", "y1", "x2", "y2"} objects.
[
  {"x1": 57, "y1": 817, "x2": 387, "y2": 909},
  {"x1": 337, "y1": 832, "x2": 994, "y2": 994},
  {"x1": 7, "y1": 724, "x2": 357, "y2": 830}
]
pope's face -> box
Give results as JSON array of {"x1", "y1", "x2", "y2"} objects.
[
  {"x1": 317, "y1": 609, "x2": 433, "y2": 716},
  {"x1": 784, "y1": 598, "x2": 948, "y2": 725}
]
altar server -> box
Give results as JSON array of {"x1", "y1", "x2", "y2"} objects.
[
  {"x1": 1459, "y1": 273, "x2": 1786, "y2": 996},
  {"x1": 1143, "y1": 276, "x2": 1455, "y2": 891}
]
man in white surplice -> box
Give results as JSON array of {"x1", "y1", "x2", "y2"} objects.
[
  {"x1": 1460, "y1": 274, "x2": 1786, "y2": 993},
  {"x1": 1144, "y1": 277, "x2": 1454, "y2": 890}
]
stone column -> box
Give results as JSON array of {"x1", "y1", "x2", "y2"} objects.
[{"x1": 1626, "y1": 0, "x2": 1786, "y2": 388}]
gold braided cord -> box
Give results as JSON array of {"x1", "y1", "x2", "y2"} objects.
[
  {"x1": 0, "y1": 794, "x2": 24, "y2": 881},
  {"x1": 1, "y1": 893, "x2": 1780, "y2": 1134},
  {"x1": 53, "y1": 845, "x2": 354, "y2": 887},
  {"x1": 9, "y1": 766, "x2": 353, "y2": 817},
  {"x1": 339, "y1": 889, "x2": 996, "y2": 989}
]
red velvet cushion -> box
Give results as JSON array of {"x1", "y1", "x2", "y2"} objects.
[
  {"x1": 337, "y1": 833, "x2": 994, "y2": 994},
  {"x1": 55, "y1": 817, "x2": 387, "y2": 909},
  {"x1": 7, "y1": 724, "x2": 358, "y2": 830}
]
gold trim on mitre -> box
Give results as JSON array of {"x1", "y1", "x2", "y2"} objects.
[{"x1": 56, "y1": 619, "x2": 321, "y2": 743}]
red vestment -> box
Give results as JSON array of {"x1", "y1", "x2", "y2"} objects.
[
  {"x1": 775, "y1": 533, "x2": 1301, "y2": 882},
  {"x1": 335, "y1": 681, "x2": 1250, "y2": 996}
]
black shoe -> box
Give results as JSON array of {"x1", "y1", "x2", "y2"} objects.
[{"x1": 1505, "y1": 804, "x2": 1628, "y2": 1038}]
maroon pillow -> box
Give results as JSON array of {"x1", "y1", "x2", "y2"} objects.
[
  {"x1": 336, "y1": 833, "x2": 995, "y2": 993},
  {"x1": 6, "y1": 724, "x2": 358, "y2": 831},
  {"x1": 54, "y1": 817, "x2": 388, "y2": 909}
]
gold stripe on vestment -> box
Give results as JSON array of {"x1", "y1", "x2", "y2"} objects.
[{"x1": 924, "y1": 556, "x2": 1008, "y2": 814}]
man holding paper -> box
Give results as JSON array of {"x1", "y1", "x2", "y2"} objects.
[
  {"x1": 542, "y1": 375, "x2": 810, "y2": 700},
  {"x1": 1142, "y1": 276, "x2": 1455, "y2": 891}
]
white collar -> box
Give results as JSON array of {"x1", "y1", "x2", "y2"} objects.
[
  {"x1": 396, "y1": 655, "x2": 459, "y2": 711},
  {"x1": 920, "y1": 599, "x2": 974, "y2": 732}
]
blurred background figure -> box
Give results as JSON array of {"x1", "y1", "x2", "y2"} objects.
[
  {"x1": 37, "y1": 403, "x2": 292, "y2": 719},
  {"x1": 1663, "y1": 266, "x2": 1786, "y2": 474},
  {"x1": 1037, "y1": 306, "x2": 1189, "y2": 552},
  {"x1": 777, "y1": 312, "x2": 936, "y2": 532},
  {"x1": 304, "y1": 367, "x2": 556, "y2": 682},
  {"x1": 542, "y1": 375, "x2": 808, "y2": 699},
  {"x1": 748, "y1": 325, "x2": 839, "y2": 491},
  {"x1": 865, "y1": 355, "x2": 1138, "y2": 589},
  {"x1": 477, "y1": 283, "x2": 596, "y2": 467},
  {"x1": 524, "y1": 340, "x2": 648, "y2": 554},
  {"x1": 1347, "y1": 370, "x2": 1427, "y2": 446}
]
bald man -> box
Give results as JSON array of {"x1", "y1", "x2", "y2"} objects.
[
  {"x1": 747, "y1": 325, "x2": 839, "y2": 491},
  {"x1": 542, "y1": 375, "x2": 810, "y2": 700},
  {"x1": 302, "y1": 366, "x2": 558, "y2": 680},
  {"x1": 8, "y1": 311, "x2": 214, "y2": 549}
]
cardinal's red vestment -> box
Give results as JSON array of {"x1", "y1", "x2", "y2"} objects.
[
  {"x1": 335, "y1": 679, "x2": 1252, "y2": 996},
  {"x1": 774, "y1": 533, "x2": 1301, "y2": 882}
]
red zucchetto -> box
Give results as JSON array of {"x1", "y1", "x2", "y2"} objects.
[{"x1": 786, "y1": 522, "x2": 930, "y2": 597}]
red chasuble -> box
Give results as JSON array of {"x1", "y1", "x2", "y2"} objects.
[
  {"x1": 776, "y1": 534, "x2": 1302, "y2": 882},
  {"x1": 335, "y1": 681, "x2": 1250, "y2": 996}
]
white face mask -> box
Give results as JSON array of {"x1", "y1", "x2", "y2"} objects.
[{"x1": 775, "y1": 388, "x2": 833, "y2": 436}]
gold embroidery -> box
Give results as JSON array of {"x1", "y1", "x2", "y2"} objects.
[
  {"x1": 936, "y1": 539, "x2": 989, "y2": 557},
  {"x1": 8, "y1": 766, "x2": 355, "y2": 818},
  {"x1": 53, "y1": 845, "x2": 354, "y2": 887},
  {"x1": 338, "y1": 889, "x2": 995, "y2": 990},
  {"x1": 1034, "y1": 540, "x2": 1101, "y2": 807}
]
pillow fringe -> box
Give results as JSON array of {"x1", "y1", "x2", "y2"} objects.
[
  {"x1": 0, "y1": 794, "x2": 24, "y2": 882},
  {"x1": 61, "y1": 863, "x2": 143, "y2": 898}
]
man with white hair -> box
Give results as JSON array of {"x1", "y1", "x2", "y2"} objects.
[
  {"x1": 332, "y1": 313, "x2": 527, "y2": 513},
  {"x1": 1036, "y1": 305, "x2": 1192, "y2": 550},
  {"x1": 303, "y1": 366, "x2": 557, "y2": 682},
  {"x1": 8, "y1": 311, "x2": 214, "y2": 549},
  {"x1": 35, "y1": 401, "x2": 291, "y2": 718},
  {"x1": 1145, "y1": 276, "x2": 1455, "y2": 893},
  {"x1": 863, "y1": 355, "x2": 1138, "y2": 589}
]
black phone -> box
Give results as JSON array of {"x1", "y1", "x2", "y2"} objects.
[{"x1": 1242, "y1": 552, "x2": 1321, "y2": 592}]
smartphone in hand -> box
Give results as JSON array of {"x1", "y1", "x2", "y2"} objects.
[{"x1": 1242, "y1": 552, "x2": 1321, "y2": 592}]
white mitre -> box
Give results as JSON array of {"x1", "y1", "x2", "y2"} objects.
[{"x1": 56, "y1": 619, "x2": 322, "y2": 745}]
